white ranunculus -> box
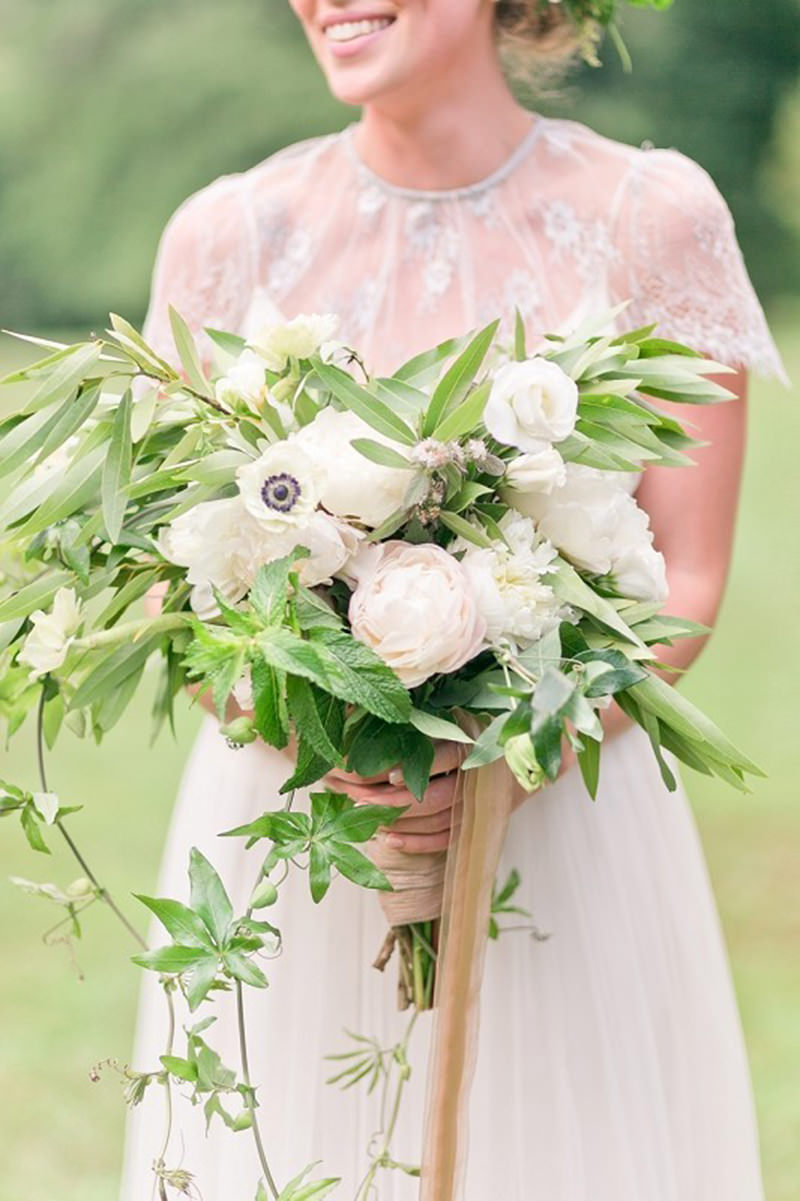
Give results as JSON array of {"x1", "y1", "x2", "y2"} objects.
[
  {"x1": 503, "y1": 445, "x2": 567, "y2": 496},
  {"x1": 236, "y1": 442, "x2": 322, "y2": 530},
  {"x1": 612, "y1": 544, "x2": 669, "y2": 604},
  {"x1": 458, "y1": 513, "x2": 566, "y2": 647},
  {"x1": 253, "y1": 313, "x2": 340, "y2": 372},
  {"x1": 294, "y1": 407, "x2": 417, "y2": 528},
  {"x1": 348, "y1": 542, "x2": 486, "y2": 687},
  {"x1": 18, "y1": 587, "x2": 83, "y2": 677},
  {"x1": 484, "y1": 357, "x2": 578, "y2": 452}
]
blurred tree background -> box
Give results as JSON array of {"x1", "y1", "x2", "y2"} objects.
[{"x1": 0, "y1": 0, "x2": 798, "y2": 333}]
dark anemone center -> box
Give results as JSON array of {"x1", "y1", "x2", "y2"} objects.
[{"x1": 261, "y1": 472, "x2": 301, "y2": 514}]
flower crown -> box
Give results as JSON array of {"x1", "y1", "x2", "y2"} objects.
[{"x1": 544, "y1": 0, "x2": 674, "y2": 67}]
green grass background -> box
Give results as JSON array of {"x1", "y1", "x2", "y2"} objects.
[{"x1": 0, "y1": 313, "x2": 797, "y2": 1200}]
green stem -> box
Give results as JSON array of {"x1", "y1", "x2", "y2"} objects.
[
  {"x1": 70, "y1": 612, "x2": 191, "y2": 652},
  {"x1": 35, "y1": 689, "x2": 180, "y2": 1186},
  {"x1": 354, "y1": 1012, "x2": 418, "y2": 1201},
  {"x1": 235, "y1": 980, "x2": 280, "y2": 1200}
]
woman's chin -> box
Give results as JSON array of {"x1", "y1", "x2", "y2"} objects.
[{"x1": 323, "y1": 62, "x2": 405, "y2": 108}]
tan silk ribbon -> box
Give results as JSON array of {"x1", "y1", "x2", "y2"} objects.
[
  {"x1": 419, "y1": 752, "x2": 515, "y2": 1199},
  {"x1": 368, "y1": 722, "x2": 515, "y2": 1199}
]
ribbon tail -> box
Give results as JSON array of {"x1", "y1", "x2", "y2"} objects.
[{"x1": 419, "y1": 753, "x2": 515, "y2": 1200}]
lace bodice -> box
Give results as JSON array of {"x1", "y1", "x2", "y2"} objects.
[{"x1": 142, "y1": 114, "x2": 786, "y2": 383}]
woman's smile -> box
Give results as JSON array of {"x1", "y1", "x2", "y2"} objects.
[{"x1": 321, "y1": 9, "x2": 398, "y2": 58}]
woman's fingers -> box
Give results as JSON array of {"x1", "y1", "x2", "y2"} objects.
[
  {"x1": 344, "y1": 773, "x2": 458, "y2": 816},
  {"x1": 387, "y1": 739, "x2": 466, "y2": 786},
  {"x1": 387, "y1": 803, "x2": 459, "y2": 836}
]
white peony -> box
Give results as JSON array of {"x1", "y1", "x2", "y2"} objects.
[
  {"x1": 348, "y1": 542, "x2": 486, "y2": 687},
  {"x1": 503, "y1": 445, "x2": 567, "y2": 496},
  {"x1": 458, "y1": 513, "x2": 566, "y2": 647},
  {"x1": 18, "y1": 587, "x2": 83, "y2": 677},
  {"x1": 508, "y1": 463, "x2": 668, "y2": 603},
  {"x1": 236, "y1": 442, "x2": 322, "y2": 530},
  {"x1": 294, "y1": 407, "x2": 417, "y2": 528},
  {"x1": 484, "y1": 357, "x2": 578, "y2": 452},
  {"x1": 252, "y1": 313, "x2": 340, "y2": 372}
]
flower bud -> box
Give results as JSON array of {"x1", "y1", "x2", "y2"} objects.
[
  {"x1": 503, "y1": 734, "x2": 546, "y2": 793},
  {"x1": 220, "y1": 716, "x2": 257, "y2": 746},
  {"x1": 249, "y1": 879, "x2": 279, "y2": 909}
]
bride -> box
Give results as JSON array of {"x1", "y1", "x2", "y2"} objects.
[{"x1": 120, "y1": 2, "x2": 785, "y2": 1198}]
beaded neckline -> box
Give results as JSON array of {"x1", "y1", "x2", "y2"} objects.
[{"x1": 341, "y1": 114, "x2": 544, "y2": 201}]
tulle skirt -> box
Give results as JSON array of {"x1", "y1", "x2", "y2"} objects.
[{"x1": 119, "y1": 714, "x2": 765, "y2": 1201}]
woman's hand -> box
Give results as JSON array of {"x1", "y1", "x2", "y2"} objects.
[{"x1": 323, "y1": 741, "x2": 465, "y2": 854}]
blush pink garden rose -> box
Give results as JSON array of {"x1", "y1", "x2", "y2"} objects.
[{"x1": 348, "y1": 542, "x2": 486, "y2": 688}]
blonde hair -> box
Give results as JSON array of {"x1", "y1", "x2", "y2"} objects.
[{"x1": 494, "y1": 1, "x2": 589, "y2": 81}]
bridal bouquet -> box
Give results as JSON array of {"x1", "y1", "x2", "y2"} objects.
[{"x1": 0, "y1": 306, "x2": 759, "y2": 1199}]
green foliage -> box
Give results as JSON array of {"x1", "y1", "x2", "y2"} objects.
[{"x1": 221, "y1": 789, "x2": 405, "y2": 904}]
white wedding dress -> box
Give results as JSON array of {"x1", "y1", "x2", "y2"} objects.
[{"x1": 119, "y1": 115, "x2": 786, "y2": 1201}]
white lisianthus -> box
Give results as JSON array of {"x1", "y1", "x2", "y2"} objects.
[
  {"x1": 503, "y1": 445, "x2": 567, "y2": 496},
  {"x1": 319, "y1": 339, "x2": 355, "y2": 368},
  {"x1": 236, "y1": 442, "x2": 322, "y2": 530},
  {"x1": 348, "y1": 542, "x2": 486, "y2": 687},
  {"x1": 215, "y1": 349, "x2": 268, "y2": 409},
  {"x1": 18, "y1": 587, "x2": 83, "y2": 677},
  {"x1": 484, "y1": 358, "x2": 578, "y2": 452},
  {"x1": 215, "y1": 350, "x2": 297, "y2": 433},
  {"x1": 509, "y1": 463, "x2": 668, "y2": 602},
  {"x1": 252, "y1": 313, "x2": 340, "y2": 372},
  {"x1": 294, "y1": 407, "x2": 416, "y2": 528},
  {"x1": 457, "y1": 513, "x2": 566, "y2": 647}
]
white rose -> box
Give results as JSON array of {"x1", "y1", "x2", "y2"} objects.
[
  {"x1": 236, "y1": 442, "x2": 321, "y2": 530},
  {"x1": 252, "y1": 313, "x2": 340, "y2": 372},
  {"x1": 612, "y1": 544, "x2": 669, "y2": 604},
  {"x1": 458, "y1": 513, "x2": 566, "y2": 647},
  {"x1": 484, "y1": 358, "x2": 578, "y2": 452},
  {"x1": 294, "y1": 407, "x2": 417, "y2": 528},
  {"x1": 18, "y1": 587, "x2": 83, "y2": 677},
  {"x1": 348, "y1": 542, "x2": 486, "y2": 687},
  {"x1": 503, "y1": 445, "x2": 567, "y2": 496}
]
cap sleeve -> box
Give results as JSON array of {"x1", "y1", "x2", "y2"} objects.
[
  {"x1": 611, "y1": 147, "x2": 788, "y2": 384},
  {"x1": 141, "y1": 173, "x2": 257, "y2": 370}
]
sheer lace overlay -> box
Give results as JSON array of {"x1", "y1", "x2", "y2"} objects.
[{"x1": 143, "y1": 114, "x2": 786, "y2": 384}]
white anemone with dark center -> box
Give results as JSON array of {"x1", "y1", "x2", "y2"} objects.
[{"x1": 236, "y1": 442, "x2": 321, "y2": 530}]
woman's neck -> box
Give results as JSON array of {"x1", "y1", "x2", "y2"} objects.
[{"x1": 354, "y1": 53, "x2": 535, "y2": 193}]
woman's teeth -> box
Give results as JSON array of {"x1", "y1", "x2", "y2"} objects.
[{"x1": 325, "y1": 17, "x2": 394, "y2": 43}]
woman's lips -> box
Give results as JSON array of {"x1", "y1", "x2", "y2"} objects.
[{"x1": 323, "y1": 14, "x2": 396, "y2": 58}]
